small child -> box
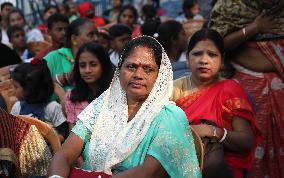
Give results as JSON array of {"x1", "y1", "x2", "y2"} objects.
[
  {"x1": 7, "y1": 25, "x2": 35, "y2": 62},
  {"x1": 108, "y1": 24, "x2": 132, "y2": 66},
  {"x1": 10, "y1": 60, "x2": 68, "y2": 141}
]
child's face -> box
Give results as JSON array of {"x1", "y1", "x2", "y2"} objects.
[
  {"x1": 111, "y1": 34, "x2": 131, "y2": 53},
  {"x1": 78, "y1": 51, "x2": 103, "y2": 85},
  {"x1": 13, "y1": 80, "x2": 26, "y2": 100},
  {"x1": 49, "y1": 21, "x2": 68, "y2": 46},
  {"x1": 9, "y1": 12, "x2": 25, "y2": 27},
  {"x1": 10, "y1": 30, "x2": 26, "y2": 49}
]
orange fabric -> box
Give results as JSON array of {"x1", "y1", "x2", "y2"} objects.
[{"x1": 176, "y1": 79, "x2": 261, "y2": 178}]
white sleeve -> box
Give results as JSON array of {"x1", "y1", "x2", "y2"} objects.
[
  {"x1": 26, "y1": 28, "x2": 44, "y2": 42},
  {"x1": 44, "y1": 101, "x2": 66, "y2": 127},
  {"x1": 10, "y1": 101, "x2": 21, "y2": 115}
]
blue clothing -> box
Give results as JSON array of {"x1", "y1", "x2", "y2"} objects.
[{"x1": 72, "y1": 103, "x2": 201, "y2": 178}]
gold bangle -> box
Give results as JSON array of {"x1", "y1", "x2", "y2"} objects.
[{"x1": 242, "y1": 27, "x2": 247, "y2": 39}]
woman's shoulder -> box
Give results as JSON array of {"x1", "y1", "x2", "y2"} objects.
[
  {"x1": 172, "y1": 76, "x2": 190, "y2": 101},
  {"x1": 218, "y1": 79, "x2": 245, "y2": 92},
  {"x1": 173, "y1": 76, "x2": 189, "y2": 88},
  {"x1": 160, "y1": 103, "x2": 189, "y2": 126}
]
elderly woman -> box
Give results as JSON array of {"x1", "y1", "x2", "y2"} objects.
[
  {"x1": 171, "y1": 29, "x2": 261, "y2": 178},
  {"x1": 47, "y1": 36, "x2": 201, "y2": 178}
]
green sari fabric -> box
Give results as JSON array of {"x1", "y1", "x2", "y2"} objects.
[{"x1": 72, "y1": 103, "x2": 201, "y2": 178}]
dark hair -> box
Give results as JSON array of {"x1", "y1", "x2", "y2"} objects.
[
  {"x1": 65, "y1": 18, "x2": 94, "y2": 48},
  {"x1": 8, "y1": 9, "x2": 25, "y2": 26},
  {"x1": 109, "y1": 24, "x2": 132, "y2": 39},
  {"x1": 118, "y1": 36, "x2": 162, "y2": 69},
  {"x1": 187, "y1": 28, "x2": 224, "y2": 57},
  {"x1": 7, "y1": 25, "x2": 24, "y2": 39},
  {"x1": 117, "y1": 4, "x2": 138, "y2": 24},
  {"x1": 44, "y1": 5, "x2": 59, "y2": 14},
  {"x1": 1, "y1": 2, "x2": 13, "y2": 11},
  {"x1": 47, "y1": 13, "x2": 69, "y2": 29},
  {"x1": 141, "y1": 17, "x2": 161, "y2": 37},
  {"x1": 183, "y1": 0, "x2": 197, "y2": 11},
  {"x1": 156, "y1": 20, "x2": 183, "y2": 51},
  {"x1": 141, "y1": 4, "x2": 157, "y2": 20},
  {"x1": 71, "y1": 42, "x2": 114, "y2": 102},
  {"x1": 11, "y1": 60, "x2": 54, "y2": 104}
]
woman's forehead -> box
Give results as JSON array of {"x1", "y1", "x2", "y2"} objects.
[{"x1": 124, "y1": 46, "x2": 156, "y2": 64}]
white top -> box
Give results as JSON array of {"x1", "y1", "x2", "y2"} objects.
[
  {"x1": 175, "y1": 14, "x2": 204, "y2": 23},
  {"x1": 109, "y1": 51, "x2": 120, "y2": 67},
  {"x1": 10, "y1": 101, "x2": 66, "y2": 127}
]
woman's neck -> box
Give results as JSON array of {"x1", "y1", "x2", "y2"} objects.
[
  {"x1": 190, "y1": 75, "x2": 218, "y2": 90},
  {"x1": 88, "y1": 83, "x2": 99, "y2": 97},
  {"x1": 127, "y1": 99, "x2": 144, "y2": 121}
]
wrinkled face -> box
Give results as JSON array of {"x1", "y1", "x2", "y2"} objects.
[
  {"x1": 78, "y1": 51, "x2": 103, "y2": 85},
  {"x1": 43, "y1": 7, "x2": 58, "y2": 22},
  {"x1": 119, "y1": 9, "x2": 135, "y2": 28},
  {"x1": 9, "y1": 12, "x2": 25, "y2": 27},
  {"x1": 10, "y1": 30, "x2": 26, "y2": 48},
  {"x1": 119, "y1": 46, "x2": 159, "y2": 102},
  {"x1": 176, "y1": 28, "x2": 188, "y2": 51},
  {"x1": 111, "y1": 33, "x2": 131, "y2": 53},
  {"x1": 1, "y1": 5, "x2": 13, "y2": 19},
  {"x1": 188, "y1": 39, "x2": 222, "y2": 82},
  {"x1": 49, "y1": 21, "x2": 68, "y2": 45},
  {"x1": 13, "y1": 80, "x2": 26, "y2": 100},
  {"x1": 73, "y1": 22, "x2": 98, "y2": 48}
]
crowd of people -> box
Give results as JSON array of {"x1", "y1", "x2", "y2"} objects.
[{"x1": 0, "y1": 0, "x2": 283, "y2": 178}]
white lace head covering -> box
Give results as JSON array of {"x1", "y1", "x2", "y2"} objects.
[{"x1": 77, "y1": 36, "x2": 173, "y2": 174}]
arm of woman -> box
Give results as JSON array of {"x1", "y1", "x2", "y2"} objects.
[
  {"x1": 113, "y1": 155, "x2": 167, "y2": 178},
  {"x1": 47, "y1": 133, "x2": 84, "y2": 177},
  {"x1": 191, "y1": 116, "x2": 254, "y2": 153},
  {"x1": 223, "y1": 11, "x2": 277, "y2": 51}
]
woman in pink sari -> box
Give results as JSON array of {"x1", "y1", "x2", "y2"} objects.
[{"x1": 172, "y1": 29, "x2": 261, "y2": 178}]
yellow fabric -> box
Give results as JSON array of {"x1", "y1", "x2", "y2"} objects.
[
  {"x1": 171, "y1": 76, "x2": 191, "y2": 102},
  {"x1": 19, "y1": 125, "x2": 52, "y2": 177}
]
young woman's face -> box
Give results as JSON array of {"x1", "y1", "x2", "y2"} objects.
[
  {"x1": 191, "y1": 4, "x2": 199, "y2": 16},
  {"x1": 78, "y1": 51, "x2": 103, "y2": 85},
  {"x1": 188, "y1": 39, "x2": 222, "y2": 82},
  {"x1": 13, "y1": 80, "x2": 26, "y2": 100},
  {"x1": 73, "y1": 22, "x2": 98, "y2": 48},
  {"x1": 119, "y1": 9, "x2": 135, "y2": 28},
  {"x1": 119, "y1": 46, "x2": 159, "y2": 102},
  {"x1": 9, "y1": 12, "x2": 25, "y2": 27}
]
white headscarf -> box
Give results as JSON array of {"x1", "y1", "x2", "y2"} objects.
[{"x1": 77, "y1": 36, "x2": 173, "y2": 174}]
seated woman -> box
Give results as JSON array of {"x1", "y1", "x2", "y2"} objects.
[
  {"x1": 47, "y1": 36, "x2": 201, "y2": 178},
  {"x1": 171, "y1": 29, "x2": 261, "y2": 178},
  {"x1": 64, "y1": 42, "x2": 113, "y2": 131}
]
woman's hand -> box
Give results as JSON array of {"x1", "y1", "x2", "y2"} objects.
[
  {"x1": 250, "y1": 10, "x2": 278, "y2": 34},
  {"x1": 191, "y1": 124, "x2": 213, "y2": 138}
]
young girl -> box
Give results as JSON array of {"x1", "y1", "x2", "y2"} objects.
[
  {"x1": 64, "y1": 42, "x2": 113, "y2": 131},
  {"x1": 10, "y1": 60, "x2": 69, "y2": 142}
]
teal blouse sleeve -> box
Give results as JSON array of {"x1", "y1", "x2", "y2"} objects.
[
  {"x1": 147, "y1": 104, "x2": 201, "y2": 178},
  {"x1": 71, "y1": 119, "x2": 92, "y2": 143}
]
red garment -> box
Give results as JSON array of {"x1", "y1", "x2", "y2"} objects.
[
  {"x1": 233, "y1": 39, "x2": 284, "y2": 178},
  {"x1": 0, "y1": 107, "x2": 31, "y2": 155},
  {"x1": 77, "y1": 2, "x2": 106, "y2": 27},
  {"x1": 37, "y1": 24, "x2": 48, "y2": 35},
  {"x1": 176, "y1": 79, "x2": 261, "y2": 178},
  {"x1": 33, "y1": 46, "x2": 56, "y2": 61}
]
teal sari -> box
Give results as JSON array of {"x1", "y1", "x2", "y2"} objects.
[{"x1": 72, "y1": 103, "x2": 201, "y2": 178}]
